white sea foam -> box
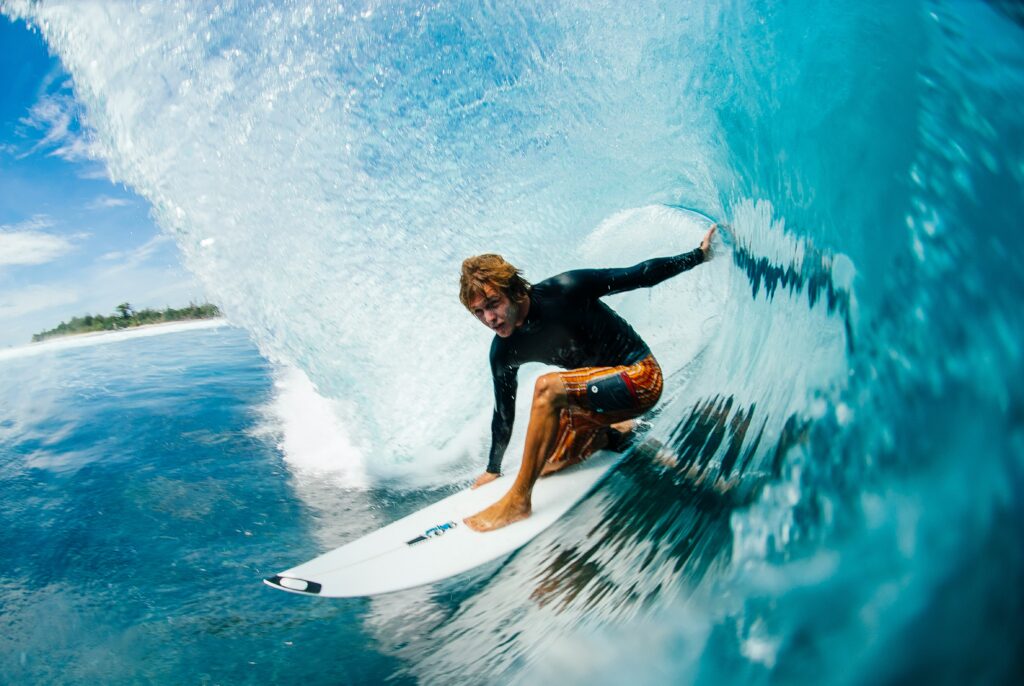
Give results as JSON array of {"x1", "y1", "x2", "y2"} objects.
[
  {"x1": 253, "y1": 361, "x2": 505, "y2": 490},
  {"x1": 251, "y1": 364, "x2": 368, "y2": 489},
  {"x1": 253, "y1": 359, "x2": 550, "y2": 490}
]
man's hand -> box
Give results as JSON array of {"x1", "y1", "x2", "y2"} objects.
[
  {"x1": 700, "y1": 224, "x2": 718, "y2": 261},
  {"x1": 472, "y1": 471, "x2": 500, "y2": 489}
]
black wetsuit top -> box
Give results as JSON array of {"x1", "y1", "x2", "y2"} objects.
[{"x1": 485, "y1": 247, "x2": 705, "y2": 473}]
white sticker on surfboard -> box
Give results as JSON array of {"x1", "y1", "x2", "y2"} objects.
[{"x1": 264, "y1": 450, "x2": 623, "y2": 598}]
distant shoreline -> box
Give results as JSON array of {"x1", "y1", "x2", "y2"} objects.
[
  {"x1": 31, "y1": 303, "x2": 221, "y2": 343},
  {"x1": 0, "y1": 319, "x2": 229, "y2": 361},
  {"x1": 33, "y1": 317, "x2": 227, "y2": 343}
]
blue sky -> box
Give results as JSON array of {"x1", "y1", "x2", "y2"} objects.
[{"x1": 0, "y1": 15, "x2": 203, "y2": 348}]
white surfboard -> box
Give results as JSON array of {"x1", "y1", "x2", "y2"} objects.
[{"x1": 264, "y1": 450, "x2": 623, "y2": 597}]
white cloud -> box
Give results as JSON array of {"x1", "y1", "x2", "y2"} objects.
[
  {"x1": 101, "y1": 233, "x2": 171, "y2": 270},
  {"x1": 52, "y1": 135, "x2": 98, "y2": 162},
  {"x1": 77, "y1": 165, "x2": 112, "y2": 181},
  {"x1": 0, "y1": 284, "x2": 81, "y2": 319},
  {"x1": 0, "y1": 215, "x2": 57, "y2": 232},
  {"x1": 94, "y1": 232, "x2": 170, "y2": 265},
  {"x1": 0, "y1": 215, "x2": 76, "y2": 266},
  {"x1": 86, "y1": 195, "x2": 133, "y2": 210},
  {"x1": 0, "y1": 232, "x2": 74, "y2": 266},
  {"x1": 19, "y1": 91, "x2": 101, "y2": 163}
]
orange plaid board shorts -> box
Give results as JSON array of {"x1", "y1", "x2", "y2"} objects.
[{"x1": 548, "y1": 355, "x2": 663, "y2": 466}]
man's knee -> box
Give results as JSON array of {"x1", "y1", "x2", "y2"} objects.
[{"x1": 533, "y1": 373, "x2": 566, "y2": 409}]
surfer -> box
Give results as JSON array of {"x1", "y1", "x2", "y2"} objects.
[{"x1": 461, "y1": 224, "x2": 717, "y2": 532}]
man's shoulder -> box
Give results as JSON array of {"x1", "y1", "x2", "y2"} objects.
[{"x1": 533, "y1": 271, "x2": 583, "y2": 298}]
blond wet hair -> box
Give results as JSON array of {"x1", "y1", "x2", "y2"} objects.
[{"x1": 459, "y1": 254, "x2": 531, "y2": 310}]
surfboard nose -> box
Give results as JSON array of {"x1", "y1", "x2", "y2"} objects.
[{"x1": 264, "y1": 575, "x2": 323, "y2": 595}]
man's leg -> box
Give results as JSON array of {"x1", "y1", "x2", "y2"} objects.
[
  {"x1": 542, "y1": 356, "x2": 662, "y2": 475},
  {"x1": 540, "y1": 412, "x2": 604, "y2": 476},
  {"x1": 540, "y1": 416, "x2": 639, "y2": 476},
  {"x1": 464, "y1": 372, "x2": 569, "y2": 532}
]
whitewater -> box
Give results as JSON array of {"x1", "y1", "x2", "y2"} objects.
[{"x1": 1, "y1": 0, "x2": 1021, "y2": 684}]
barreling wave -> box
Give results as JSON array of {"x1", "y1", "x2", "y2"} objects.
[{"x1": 5, "y1": 0, "x2": 1022, "y2": 683}]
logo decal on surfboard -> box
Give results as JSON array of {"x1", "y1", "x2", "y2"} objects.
[{"x1": 405, "y1": 520, "x2": 457, "y2": 546}]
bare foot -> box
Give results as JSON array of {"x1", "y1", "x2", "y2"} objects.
[
  {"x1": 464, "y1": 494, "x2": 531, "y2": 532},
  {"x1": 609, "y1": 418, "x2": 636, "y2": 433},
  {"x1": 471, "y1": 471, "x2": 500, "y2": 489}
]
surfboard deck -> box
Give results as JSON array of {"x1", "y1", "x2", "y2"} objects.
[{"x1": 264, "y1": 450, "x2": 623, "y2": 598}]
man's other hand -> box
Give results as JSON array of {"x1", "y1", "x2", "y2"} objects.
[
  {"x1": 472, "y1": 471, "x2": 500, "y2": 489},
  {"x1": 701, "y1": 224, "x2": 718, "y2": 260}
]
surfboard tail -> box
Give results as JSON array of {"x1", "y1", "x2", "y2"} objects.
[{"x1": 264, "y1": 575, "x2": 323, "y2": 596}]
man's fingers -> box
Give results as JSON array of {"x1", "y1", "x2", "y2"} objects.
[{"x1": 703, "y1": 225, "x2": 717, "y2": 246}]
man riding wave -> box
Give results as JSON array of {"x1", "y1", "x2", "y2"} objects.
[{"x1": 459, "y1": 224, "x2": 717, "y2": 532}]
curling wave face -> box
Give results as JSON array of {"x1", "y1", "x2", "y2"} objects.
[
  {"x1": 3, "y1": 0, "x2": 726, "y2": 466},
  {"x1": 4, "y1": 0, "x2": 1023, "y2": 683}
]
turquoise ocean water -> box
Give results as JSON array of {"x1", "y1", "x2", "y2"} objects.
[{"x1": 1, "y1": 1, "x2": 1022, "y2": 683}]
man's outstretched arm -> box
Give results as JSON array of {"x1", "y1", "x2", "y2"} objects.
[{"x1": 560, "y1": 224, "x2": 716, "y2": 298}]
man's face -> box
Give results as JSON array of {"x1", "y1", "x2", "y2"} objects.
[{"x1": 468, "y1": 286, "x2": 519, "y2": 338}]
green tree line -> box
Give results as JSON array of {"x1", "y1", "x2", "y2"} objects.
[{"x1": 31, "y1": 302, "x2": 221, "y2": 343}]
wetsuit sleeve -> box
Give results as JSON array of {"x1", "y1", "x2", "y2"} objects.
[
  {"x1": 557, "y1": 248, "x2": 705, "y2": 298},
  {"x1": 486, "y1": 343, "x2": 519, "y2": 474}
]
